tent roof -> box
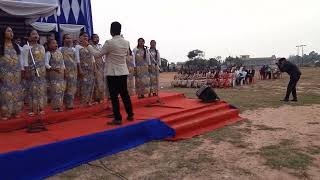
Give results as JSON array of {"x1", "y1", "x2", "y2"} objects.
[{"x1": 0, "y1": 0, "x2": 58, "y2": 21}]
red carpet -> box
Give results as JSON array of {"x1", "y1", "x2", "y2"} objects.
[{"x1": 0, "y1": 92, "x2": 241, "y2": 154}]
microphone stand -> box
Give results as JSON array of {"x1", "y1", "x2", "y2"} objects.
[{"x1": 26, "y1": 41, "x2": 47, "y2": 133}]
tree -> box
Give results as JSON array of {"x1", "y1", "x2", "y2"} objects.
[
  {"x1": 159, "y1": 58, "x2": 169, "y2": 72},
  {"x1": 160, "y1": 58, "x2": 169, "y2": 68},
  {"x1": 288, "y1": 51, "x2": 320, "y2": 66},
  {"x1": 208, "y1": 58, "x2": 220, "y2": 67},
  {"x1": 185, "y1": 58, "x2": 207, "y2": 69},
  {"x1": 224, "y1": 56, "x2": 243, "y2": 66},
  {"x1": 216, "y1": 56, "x2": 222, "y2": 63},
  {"x1": 187, "y1": 49, "x2": 205, "y2": 60}
]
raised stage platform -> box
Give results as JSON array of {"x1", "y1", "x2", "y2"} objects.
[{"x1": 0, "y1": 92, "x2": 241, "y2": 180}]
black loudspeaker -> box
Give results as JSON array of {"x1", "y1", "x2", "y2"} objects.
[{"x1": 196, "y1": 85, "x2": 219, "y2": 103}]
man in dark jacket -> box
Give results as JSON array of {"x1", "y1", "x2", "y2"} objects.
[{"x1": 276, "y1": 58, "x2": 301, "y2": 102}]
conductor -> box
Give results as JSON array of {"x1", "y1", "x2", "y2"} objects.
[
  {"x1": 276, "y1": 58, "x2": 301, "y2": 102},
  {"x1": 84, "y1": 22, "x2": 134, "y2": 125}
]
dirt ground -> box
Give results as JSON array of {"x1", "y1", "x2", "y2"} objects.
[{"x1": 49, "y1": 68, "x2": 320, "y2": 180}]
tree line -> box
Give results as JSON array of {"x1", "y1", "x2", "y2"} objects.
[
  {"x1": 288, "y1": 51, "x2": 320, "y2": 67},
  {"x1": 159, "y1": 49, "x2": 320, "y2": 72}
]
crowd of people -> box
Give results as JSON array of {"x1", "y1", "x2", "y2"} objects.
[
  {"x1": 171, "y1": 67, "x2": 255, "y2": 88},
  {"x1": 259, "y1": 65, "x2": 282, "y2": 80},
  {"x1": 0, "y1": 25, "x2": 161, "y2": 121}
]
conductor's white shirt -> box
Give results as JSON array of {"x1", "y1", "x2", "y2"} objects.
[{"x1": 87, "y1": 35, "x2": 130, "y2": 76}]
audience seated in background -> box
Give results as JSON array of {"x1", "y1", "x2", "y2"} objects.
[{"x1": 171, "y1": 66, "x2": 256, "y2": 89}]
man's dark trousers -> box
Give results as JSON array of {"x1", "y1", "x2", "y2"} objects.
[
  {"x1": 285, "y1": 74, "x2": 300, "y2": 100},
  {"x1": 107, "y1": 75, "x2": 133, "y2": 121}
]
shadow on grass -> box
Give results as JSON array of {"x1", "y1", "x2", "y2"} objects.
[
  {"x1": 202, "y1": 121, "x2": 252, "y2": 148},
  {"x1": 259, "y1": 139, "x2": 313, "y2": 171}
]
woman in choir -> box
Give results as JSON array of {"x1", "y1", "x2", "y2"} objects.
[
  {"x1": 75, "y1": 32, "x2": 96, "y2": 106},
  {"x1": 0, "y1": 26, "x2": 24, "y2": 120},
  {"x1": 126, "y1": 48, "x2": 135, "y2": 96},
  {"x1": 22, "y1": 29, "x2": 47, "y2": 116},
  {"x1": 60, "y1": 34, "x2": 77, "y2": 110},
  {"x1": 91, "y1": 34, "x2": 105, "y2": 103},
  {"x1": 148, "y1": 40, "x2": 161, "y2": 96},
  {"x1": 45, "y1": 39, "x2": 65, "y2": 112},
  {"x1": 133, "y1": 38, "x2": 150, "y2": 99}
]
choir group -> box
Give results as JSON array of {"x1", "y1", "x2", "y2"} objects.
[{"x1": 0, "y1": 26, "x2": 161, "y2": 120}]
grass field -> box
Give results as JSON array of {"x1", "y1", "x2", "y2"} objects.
[
  {"x1": 162, "y1": 68, "x2": 320, "y2": 111},
  {"x1": 49, "y1": 68, "x2": 320, "y2": 180}
]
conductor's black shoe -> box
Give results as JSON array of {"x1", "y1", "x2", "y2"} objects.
[
  {"x1": 280, "y1": 99, "x2": 289, "y2": 102},
  {"x1": 127, "y1": 115, "x2": 134, "y2": 121},
  {"x1": 291, "y1": 99, "x2": 298, "y2": 102},
  {"x1": 107, "y1": 120, "x2": 122, "y2": 125},
  {"x1": 106, "y1": 114, "x2": 114, "y2": 118}
]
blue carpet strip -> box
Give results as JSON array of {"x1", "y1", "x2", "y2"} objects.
[{"x1": 0, "y1": 119, "x2": 175, "y2": 180}]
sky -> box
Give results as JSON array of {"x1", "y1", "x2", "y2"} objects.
[{"x1": 91, "y1": 0, "x2": 320, "y2": 63}]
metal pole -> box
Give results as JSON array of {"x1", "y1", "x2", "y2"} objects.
[
  {"x1": 296, "y1": 46, "x2": 300, "y2": 56},
  {"x1": 296, "y1": 45, "x2": 306, "y2": 66},
  {"x1": 301, "y1": 46, "x2": 304, "y2": 66}
]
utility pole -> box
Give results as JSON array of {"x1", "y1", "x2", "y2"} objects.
[
  {"x1": 296, "y1": 45, "x2": 307, "y2": 66},
  {"x1": 296, "y1": 45, "x2": 300, "y2": 56}
]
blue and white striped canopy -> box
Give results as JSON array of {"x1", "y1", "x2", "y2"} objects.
[{"x1": 37, "y1": 0, "x2": 93, "y2": 36}]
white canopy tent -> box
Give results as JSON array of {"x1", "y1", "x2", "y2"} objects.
[
  {"x1": 0, "y1": 0, "x2": 59, "y2": 23},
  {"x1": 0, "y1": 0, "x2": 91, "y2": 44},
  {"x1": 30, "y1": 21, "x2": 84, "y2": 33}
]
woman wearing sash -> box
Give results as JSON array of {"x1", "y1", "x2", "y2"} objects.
[
  {"x1": 22, "y1": 29, "x2": 47, "y2": 115},
  {"x1": 0, "y1": 26, "x2": 24, "y2": 120},
  {"x1": 126, "y1": 48, "x2": 135, "y2": 96},
  {"x1": 45, "y1": 39, "x2": 65, "y2": 112},
  {"x1": 75, "y1": 32, "x2": 95, "y2": 106},
  {"x1": 60, "y1": 34, "x2": 77, "y2": 110},
  {"x1": 91, "y1": 34, "x2": 105, "y2": 103},
  {"x1": 148, "y1": 40, "x2": 161, "y2": 96},
  {"x1": 133, "y1": 38, "x2": 150, "y2": 98}
]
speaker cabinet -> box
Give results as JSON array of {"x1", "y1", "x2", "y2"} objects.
[{"x1": 196, "y1": 85, "x2": 219, "y2": 103}]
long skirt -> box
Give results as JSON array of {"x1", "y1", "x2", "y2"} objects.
[
  {"x1": 135, "y1": 65, "x2": 150, "y2": 96},
  {"x1": 80, "y1": 70, "x2": 95, "y2": 105},
  {"x1": 94, "y1": 66, "x2": 105, "y2": 102},
  {"x1": 28, "y1": 78, "x2": 47, "y2": 113},
  {"x1": 127, "y1": 75, "x2": 135, "y2": 96},
  {"x1": 149, "y1": 64, "x2": 159, "y2": 94},
  {"x1": 65, "y1": 75, "x2": 77, "y2": 109},
  {"x1": 0, "y1": 85, "x2": 24, "y2": 118},
  {"x1": 49, "y1": 71, "x2": 65, "y2": 110}
]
